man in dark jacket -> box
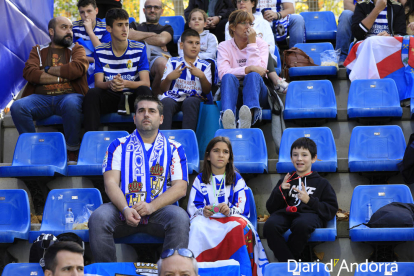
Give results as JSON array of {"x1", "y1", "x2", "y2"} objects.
[
  {"x1": 352, "y1": 0, "x2": 406, "y2": 41},
  {"x1": 184, "y1": 0, "x2": 235, "y2": 42},
  {"x1": 10, "y1": 16, "x2": 89, "y2": 162}
]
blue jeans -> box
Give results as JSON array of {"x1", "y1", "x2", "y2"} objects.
[
  {"x1": 10, "y1": 93, "x2": 83, "y2": 151},
  {"x1": 336, "y1": 10, "x2": 354, "y2": 62},
  {"x1": 288, "y1": 14, "x2": 306, "y2": 48},
  {"x1": 221, "y1": 72, "x2": 268, "y2": 124}
]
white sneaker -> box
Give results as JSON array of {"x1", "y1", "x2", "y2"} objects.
[
  {"x1": 222, "y1": 109, "x2": 236, "y2": 129},
  {"x1": 238, "y1": 105, "x2": 252, "y2": 129},
  {"x1": 276, "y1": 77, "x2": 289, "y2": 94}
]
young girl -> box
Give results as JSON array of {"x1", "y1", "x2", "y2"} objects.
[{"x1": 187, "y1": 136, "x2": 268, "y2": 276}]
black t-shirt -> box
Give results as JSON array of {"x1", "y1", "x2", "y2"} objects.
[{"x1": 130, "y1": 22, "x2": 177, "y2": 56}]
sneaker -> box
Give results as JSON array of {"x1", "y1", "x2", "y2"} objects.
[
  {"x1": 238, "y1": 105, "x2": 252, "y2": 129},
  {"x1": 276, "y1": 78, "x2": 289, "y2": 94},
  {"x1": 222, "y1": 109, "x2": 236, "y2": 129},
  {"x1": 338, "y1": 61, "x2": 345, "y2": 68}
]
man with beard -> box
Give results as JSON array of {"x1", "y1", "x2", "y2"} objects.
[
  {"x1": 11, "y1": 16, "x2": 88, "y2": 162},
  {"x1": 128, "y1": 0, "x2": 175, "y2": 96}
]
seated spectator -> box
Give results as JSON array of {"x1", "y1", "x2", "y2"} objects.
[
  {"x1": 184, "y1": 0, "x2": 235, "y2": 43},
  {"x1": 88, "y1": 96, "x2": 190, "y2": 262},
  {"x1": 263, "y1": 137, "x2": 338, "y2": 261},
  {"x1": 160, "y1": 29, "x2": 212, "y2": 131},
  {"x1": 11, "y1": 16, "x2": 88, "y2": 162},
  {"x1": 401, "y1": 0, "x2": 414, "y2": 35},
  {"x1": 255, "y1": 0, "x2": 305, "y2": 48},
  {"x1": 352, "y1": 0, "x2": 406, "y2": 41},
  {"x1": 225, "y1": 0, "x2": 288, "y2": 93},
  {"x1": 44, "y1": 241, "x2": 84, "y2": 276},
  {"x1": 96, "y1": 0, "x2": 122, "y2": 20},
  {"x1": 157, "y1": 249, "x2": 198, "y2": 276},
  {"x1": 128, "y1": 0, "x2": 175, "y2": 95},
  {"x1": 336, "y1": 0, "x2": 357, "y2": 67},
  {"x1": 187, "y1": 136, "x2": 268, "y2": 276},
  {"x1": 217, "y1": 10, "x2": 269, "y2": 129},
  {"x1": 82, "y1": 8, "x2": 152, "y2": 131}
]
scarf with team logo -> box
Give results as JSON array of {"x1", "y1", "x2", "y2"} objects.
[{"x1": 121, "y1": 129, "x2": 171, "y2": 205}]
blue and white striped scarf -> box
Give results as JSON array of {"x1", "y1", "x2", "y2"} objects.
[{"x1": 272, "y1": 0, "x2": 290, "y2": 41}]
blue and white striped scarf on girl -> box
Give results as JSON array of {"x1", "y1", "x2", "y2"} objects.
[
  {"x1": 272, "y1": 0, "x2": 290, "y2": 41},
  {"x1": 121, "y1": 129, "x2": 171, "y2": 205}
]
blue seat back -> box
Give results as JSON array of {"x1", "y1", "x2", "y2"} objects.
[
  {"x1": 215, "y1": 129, "x2": 268, "y2": 173},
  {"x1": 277, "y1": 127, "x2": 337, "y2": 173},
  {"x1": 245, "y1": 187, "x2": 257, "y2": 229},
  {"x1": 41, "y1": 189, "x2": 102, "y2": 231},
  {"x1": 160, "y1": 129, "x2": 199, "y2": 174},
  {"x1": 274, "y1": 47, "x2": 282, "y2": 75},
  {"x1": 77, "y1": 131, "x2": 129, "y2": 166},
  {"x1": 264, "y1": 262, "x2": 330, "y2": 276},
  {"x1": 196, "y1": 102, "x2": 222, "y2": 160},
  {"x1": 350, "y1": 185, "x2": 414, "y2": 228},
  {"x1": 2, "y1": 263, "x2": 44, "y2": 276},
  {"x1": 11, "y1": 132, "x2": 67, "y2": 167},
  {"x1": 294, "y1": 43, "x2": 334, "y2": 65},
  {"x1": 0, "y1": 189, "x2": 30, "y2": 242},
  {"x1": 300, "y1": 11, "x2": 337, "y2": 40},
  {"x1": 354, "y1": 262, "x2": 414, "y2": 276},
  {"x1": 159, "y1": 16, "x2": 185, "y2": 43},
  {"x1": 284, "y1": 80, "x2": 337, "y2": 118},
  {"x1": 348, "y1": 125, "x2": 406, "y2": 172}
]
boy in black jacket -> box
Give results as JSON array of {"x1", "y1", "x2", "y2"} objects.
[{"x1": 263, "y1": 137, "x2": 338, "y2": 261}]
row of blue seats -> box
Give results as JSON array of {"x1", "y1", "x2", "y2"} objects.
[
  {"x1": 284, "y1": 79, "x2": 405, "y2": 121},
  {"x1": 0, "y1": 124, "x2": 407, "y2": 178}
]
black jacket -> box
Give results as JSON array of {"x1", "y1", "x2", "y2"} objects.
[
  {"x1": 352, "y1": 0, "x2": 406, "y2": 41},
  {"x1": 184, "y1": 0, "x2": 235, "y2": 21},
  {"x1": 266, "y1": 172, "x2": 338, "y2": 221}
]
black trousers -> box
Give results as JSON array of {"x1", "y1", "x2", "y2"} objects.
[
  {"x1": 159, "y1": 96, "x2": 203, "y2": 131},
  {"x1": 83, "y1": 86, "x2": 152, "y2": 131},
  {"x1": 263, "y1": 211, "x2": 323, "y2": 261},
  {"x1": 96, "y1": 2, "x2": 123, "y2": 20}
]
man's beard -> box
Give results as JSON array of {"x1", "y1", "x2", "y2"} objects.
[
  {"x1": 53, "y1": 34, "x2": 73, "y2": 47},
  {"x1": 146, "y1": 13, "x2": 159, "y2": 24}
]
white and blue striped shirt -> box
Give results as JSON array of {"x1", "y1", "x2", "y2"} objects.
[
  {"x1": 73, "y1": 18, "x2": 111, "y2": 55},
  {"x1": 367, "y1": 5, "x2": 389, "y2": 36},
  {"x1": 160, "y1": 57, "x2": 211, "y2": 102},
  {"x1": 94, "y1": 40, "x2": 149, "y2": 93}
]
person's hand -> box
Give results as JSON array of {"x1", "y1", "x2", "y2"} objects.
[
  {"x1": 132, "y1": 201, "x2": 156, "y2": 216},
  {"x1": 218, "y1": 203, "x2": 230, "y2": 216},
  {"x1": 108, "y1": 74, "x2": 124, "y2": 92},
  {"x1": 83, "y1": 19, "x2": 93, "y2": 34},
  {"x1": 203, "y1": 205, "x2": 214, "y2": 218},
  {"x1": 246, "y1": 27, "x2": 256, "y2": 44},
  {"x1": 375, "y1": 0, "x2": 387, "y2": 11},
  {"x1": 187, "y1": 62, "x2": 205, "y2": 78},
  {"x1": 206, "y1": 17, "x2": 219, "y2": 29},
  {"x1": 263, "y1": 10, "x2": 278, "y2": 22},
  {"x1": 292, "y1": 182, "x2": 310, "y2": 204},
  {"x1": 161, "y1": 45, "x2": 168, "y2": 52},
  {"x1": 247, "y1": 66, "x2": 268, "y2": 77},
  {"x1": 377, "y1": 31, "x2": 390, "y2": 37},
  {"x1": 123, "y1": 207, "x2": 141, "y2": 227},
  {"x1": 281, "y1": 173, "x2": 291, "y2": 190},
  {"x1": 167, "y1": 63, "x2": 187, "y2": 81},
  {"x1": 408, "y1": 22, "x2": 414, "y2": 31}
]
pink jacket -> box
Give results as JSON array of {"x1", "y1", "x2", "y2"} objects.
[{"x1": 217, "y1": 37, "x2": 269, "y2": 80}]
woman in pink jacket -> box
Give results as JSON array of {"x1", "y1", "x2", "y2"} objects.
[{"x1": 218, "y1": 9, "x2": 269, "y2": 129}]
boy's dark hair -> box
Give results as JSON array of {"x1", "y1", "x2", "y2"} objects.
[
  {"x1": 106, "y1": 8, "x2": 129, "y2": 27},
  {"x1": 188, "y1": 8, "x2": 208, "y2": 22},
  {"x1": 181, "y1": 29, "x2": 200, "y2": 43},
  {"x1": 290, "y1": 137, "x2": 317, "y2": 159},
  {"x1": 77, "y1": 0, "x2": 97, "y2": 9},
  {"x1": 44, "y1": 241, "x2": 84, "y2": 273},
  {"x1": 134, "y1": 95, "x2": 164, "y2": 115}
]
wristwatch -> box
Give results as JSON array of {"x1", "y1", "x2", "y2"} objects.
[
  {"x1": 218, "y1": 15, "x2": 222, "y2": 20},
  {"x1": 44, "y1": 66, "x2": 51, "y2": 73}
]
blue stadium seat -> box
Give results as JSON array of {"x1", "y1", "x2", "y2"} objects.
[
  {"x1": 67, "y1": 131, "x2": 129, "y2": 176},
  {"x1": 284, "y1": 80, "x2": 337, "y2": 120},
  {"x1": 283, "y1": 217, "x2": 336, "y2": 242},
  {"x1": 29, "y1": 188, "x2": 103, "y2": 242},
  {"x1": 215, "y1": 129, "x2": 268, "y2": 173},
  {"x1": 159, "y1": 16, "x2": 185, "y2": 44},
  {"x1": 161, "y1": 129, "x2": 200, "y2": 174},
  {"x1": 274, "y1": 47, "x2": 282, "y2": 75},
  {"x1": 264, "y1": 262, "x2": 330, "y2": 276},
  {"x1": 0, "y1": 132, "x2": 67, "y2": 177},
  {"x1": 348, "y1": 126, "x2": 406, "y2": 172},
  {"x1": 353, "y1": 262, "x2": 414, "y2": 276},
  {"x1": 2, "y1": 263, "x2": 44, "y2": 276},
  {"x1": 349, "y1": 185, "x2": 414, "y2": 242},
  {"x1": 347, "y1": 79, "x2": 402, "y2": 119},
  {"x1": 246, "y1": 187, "x2": 257, "y2": 229},
  {"x1": 289, "y1": 43, "x2": 338, "y2": 78},
  {"x1": 0, "y1": 190, "x2": 30, "y2": 243},
  {"x1": 196, "y1": 102, "x2": 222, "y2": 160},
  {"x1": 276, "y1": 127, "x2": 337, "y2": 173},
  {"x1": 300, "y1": 11, "x2": 337, "y2": 41}
]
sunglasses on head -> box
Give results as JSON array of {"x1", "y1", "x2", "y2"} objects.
[{"x1": 161, "y1": 248, "x2": 194, "y2": 259}]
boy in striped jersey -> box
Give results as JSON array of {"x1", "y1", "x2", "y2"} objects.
[
  {"x1": 159, "y1": 29, "x2": 212, "y2": 131},
  {"x1": 83, "y1": 8, "x2": 152, "y2": 131}
]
